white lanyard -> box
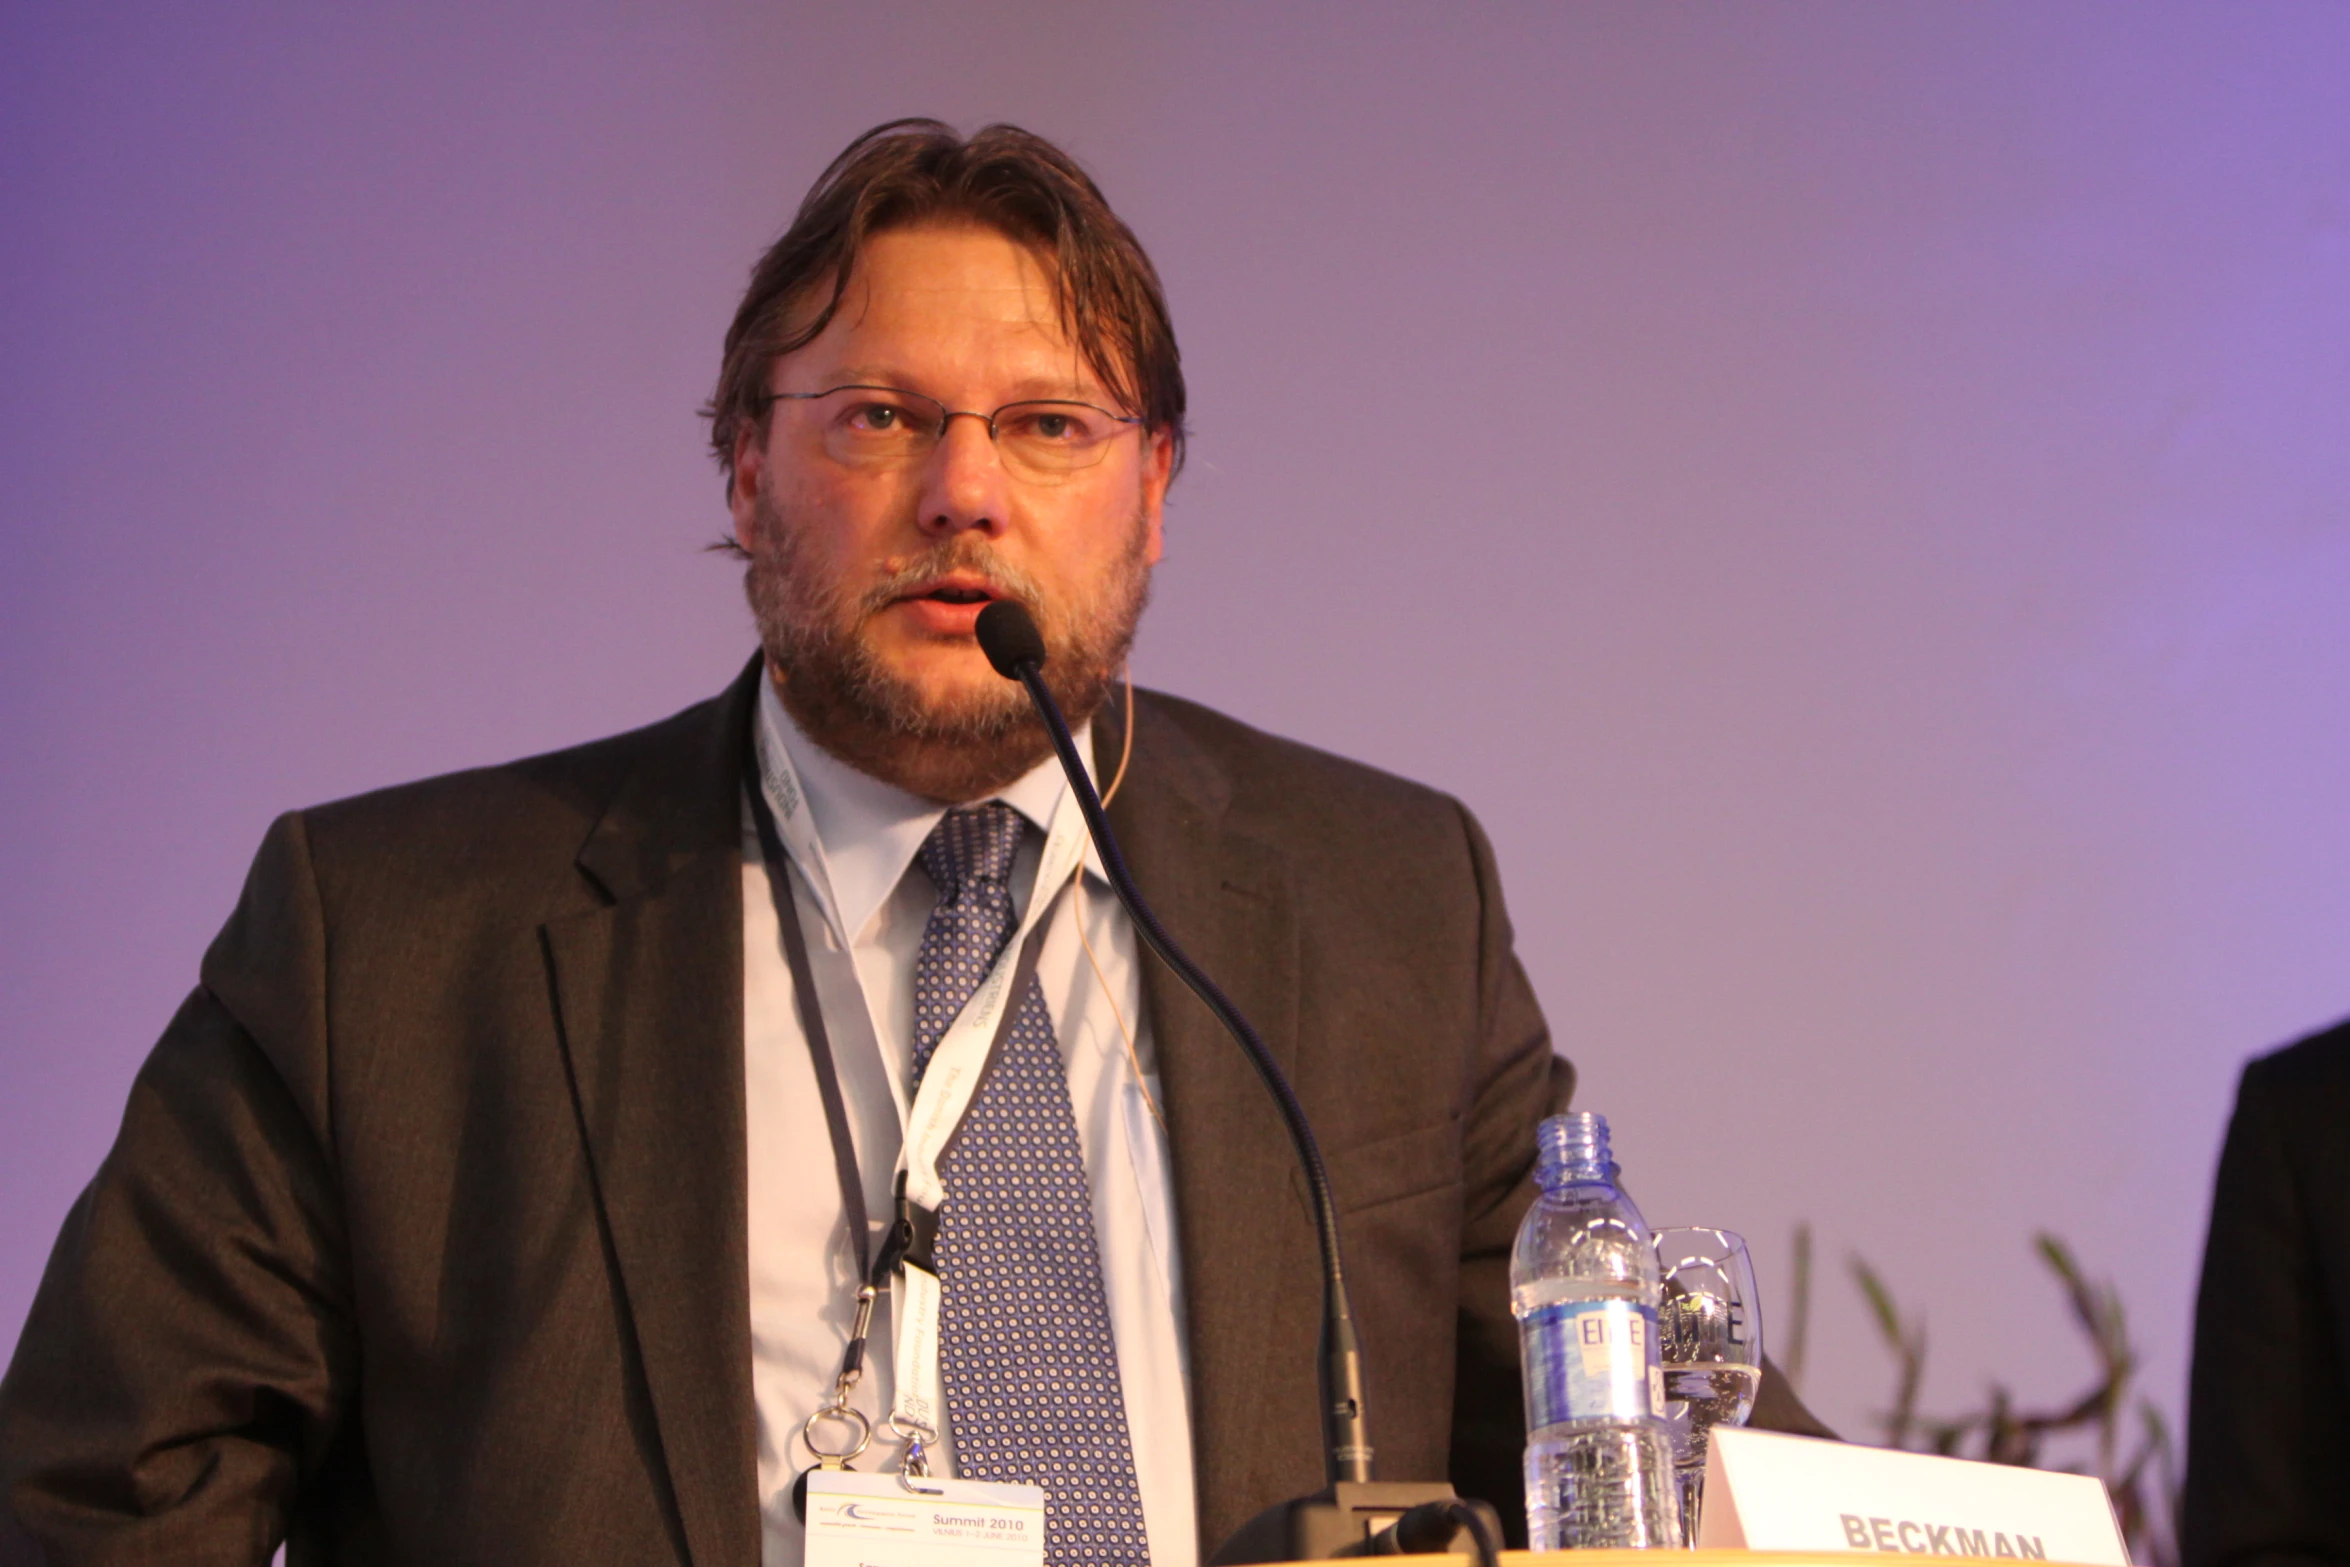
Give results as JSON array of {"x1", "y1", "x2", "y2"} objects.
[{"x1": 751, "y1": 700, "x2": 1089, "y2": 1474}]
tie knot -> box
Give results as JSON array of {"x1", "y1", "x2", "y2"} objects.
[{"x1": 919, "y1": 803, "x2": 1026, "y2": 900}]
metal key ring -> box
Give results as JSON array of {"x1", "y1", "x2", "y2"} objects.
[{"x1": 801, "y1": 1404, "x2": 872, "y2": 1464}]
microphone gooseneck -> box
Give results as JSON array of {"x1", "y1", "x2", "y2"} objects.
[{"x1": 974, "y1": 600, "x2": 1374, "y2": 1488}]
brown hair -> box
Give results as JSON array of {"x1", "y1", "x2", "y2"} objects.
[{"x1": 706, "y1": 118, "x2": 1186, "y2": 493}]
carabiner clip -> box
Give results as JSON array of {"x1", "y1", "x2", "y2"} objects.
[{"x1": 891, "y1": 1415, "x2": 944, "y2": 1495}]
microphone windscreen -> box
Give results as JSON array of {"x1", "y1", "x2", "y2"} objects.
[{"x1": 976, "y1": 600, "x2": 1048, "y2": 677}]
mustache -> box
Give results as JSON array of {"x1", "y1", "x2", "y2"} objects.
[{"x1": 857, "y1": 542, "x2": 1048, "y2": 622}]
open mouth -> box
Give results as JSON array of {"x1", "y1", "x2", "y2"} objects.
[{"x1": 894, "y1": 572, "x2": 1007, "y2": 613}]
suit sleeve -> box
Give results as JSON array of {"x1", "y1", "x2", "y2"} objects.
[
  {"x1": 2182, "y1": 1053, "x2": 2350, "y2": 1567},
  {"x1": 0, "y1": 813, "x2": 357, "y2": 1566}
]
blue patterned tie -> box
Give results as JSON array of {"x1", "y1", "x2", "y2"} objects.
[{"x1": 909, "y1": 804, "x2": 1151, "y2": 1567}]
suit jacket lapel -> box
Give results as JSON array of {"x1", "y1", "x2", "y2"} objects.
[
  {"x1": 545, "y1": 658, "x2": 763, "y2": 1567},
  {"x1": 1106, "y1": 692, "x2": 1326, "y2": 1549}
]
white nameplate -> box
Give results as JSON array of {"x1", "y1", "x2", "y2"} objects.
[
  {"x1": 803, "y1": 1469, "x2": 1046, "y2": 1567},
  {"x1": 1697, "y1": 1427, "x2": 2128, "y2": 1565}
]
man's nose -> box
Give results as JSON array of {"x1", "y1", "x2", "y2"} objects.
[{"x1": 915, "y1": 413, "x2": 1011, "y2": 538}]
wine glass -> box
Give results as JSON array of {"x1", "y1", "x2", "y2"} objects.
[{"x1": 1653, "y1": 1227, "x2": 1763, "y2": 1545}]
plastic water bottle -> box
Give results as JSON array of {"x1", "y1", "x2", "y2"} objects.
[{"x1": 1513, "y1": 1111, "x2": 1683, "y2": 1549}]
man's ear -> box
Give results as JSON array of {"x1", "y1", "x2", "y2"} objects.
[
  {"x1": 730, "y1": 426, "x2": 768, "y2": 551},
  {"x1": 1139, "y1": 428, "x2": 1174, "y2": 566}
]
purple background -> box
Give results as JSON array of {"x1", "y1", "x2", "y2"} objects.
[{"x1": 7, "y1": 2, "x2": 2349, "y2": 1459}]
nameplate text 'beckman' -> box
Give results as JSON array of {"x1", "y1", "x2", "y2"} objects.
[{"x1": 1695, "y1": 1427, "x2": 2128, "y2": 1565}]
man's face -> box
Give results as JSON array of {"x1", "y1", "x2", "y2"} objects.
[{"x1": 730, "y1": 222, "x2": 1172, "y2": 802}]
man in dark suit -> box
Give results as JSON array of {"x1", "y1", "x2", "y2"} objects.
[
  {"x1": 2185, "y1": 1018, "x2": 2350, "y2": 1567},
  {"x1": 0, "y1": 119, "x2": 1821, "y2": 1564}
]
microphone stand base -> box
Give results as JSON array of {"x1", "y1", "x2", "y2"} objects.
[{"x1": 1206, "y1": 1481, "x2": 1496, "y2": 1562}]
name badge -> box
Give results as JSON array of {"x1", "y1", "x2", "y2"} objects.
[
  {"x1": 1698, "y1": 1427, "x2": 2128, "y2": 1565},
  {"x1": 804, "y1": 1468, "x2": 1048, "y2": 1567}
]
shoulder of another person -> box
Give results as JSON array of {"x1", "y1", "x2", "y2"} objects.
[{"x1": 2244, "y1": 1017, "x2": 2350, "y2": 1150}]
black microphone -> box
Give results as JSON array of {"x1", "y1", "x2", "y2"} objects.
[{"x1": 976, "y1": 602, "x2": 1498, "y2": 1563}]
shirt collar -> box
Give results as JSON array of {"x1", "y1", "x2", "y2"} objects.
[{"x1": 757, "y1": 672, "x2": 1098, "y2": 944}]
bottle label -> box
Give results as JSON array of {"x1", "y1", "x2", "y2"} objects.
[{"x1": 1523, "y1": 1299, "x2": 1660, "y2": 1426}]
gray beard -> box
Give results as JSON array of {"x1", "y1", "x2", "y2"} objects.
[{"x1": 742, "y1": 490, "x2": 1151, "y2": 802}]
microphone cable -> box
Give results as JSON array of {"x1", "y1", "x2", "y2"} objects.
[{"x1": 976, "y1": 599, "x2": 1373, "y2": 1487}]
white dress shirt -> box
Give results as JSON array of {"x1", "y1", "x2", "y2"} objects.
[{"x1": 743, "y1": 676, "x2": 1197, "y2": 1567}]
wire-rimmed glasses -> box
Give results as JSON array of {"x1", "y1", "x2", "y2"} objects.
[
  {"x1": 1653, "y1": 1227, "x2": 1763, "y2": 1545},
  {"x1": 764, "y1": 384, "x2": 1143, "y2": 484}
]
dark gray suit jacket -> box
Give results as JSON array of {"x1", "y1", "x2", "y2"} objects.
[
  {"x1": 0, "y1": 659, "x2": 1817, "y2": 1563},
  {"x1": 2185, "y1": 1019, "x2": 2350, "y2": 1567}
]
